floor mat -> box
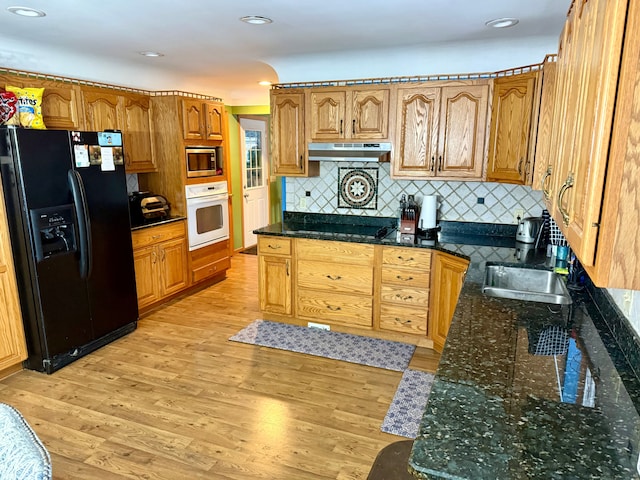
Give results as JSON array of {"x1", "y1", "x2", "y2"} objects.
[
  {"x1": 381, "y1": 369, "x2": 435, "y2": 438},
  {"x1": 240, "y1": 245, "x2": 257, "y2": 255},
  {"x1": 229, "y1": 319, "x2": 416, "y2": 372}
]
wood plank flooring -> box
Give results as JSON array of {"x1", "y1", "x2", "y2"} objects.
[{"x1": 0, "y1": 254, "x2": 439, "y2": 479}]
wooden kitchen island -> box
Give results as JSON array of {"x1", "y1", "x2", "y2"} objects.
[{"x1": 254, "y1": 212, "x2": 472, "y2": 352}]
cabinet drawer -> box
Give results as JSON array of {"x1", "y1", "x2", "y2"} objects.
[
  {"x1": 379, "y1": 304, "x2": 428, "y2": 335},
  {"x1": 380, "y1": 284, "x2": 429, "y2": 307},
  {"x1": 297, "y1": 238, "x2": 373, "y2": 266},
  {"x1": 297, "y1": 288, "x2": 372, "y2": 327},
  {"x1": 132, "y1": 221, "x2": 186, "y2": 249},
  {"x1": 381, "y1": 267, "x2": 430, "y2": 289},
  {"x1": 382, "y1": 247, "x2": 431, "y2": 269},
  {"x1": 297, "y1": 260, "x2": 372, "y2": 295},
  {"x1": 192, "y1": 256, "x2": 230, "y2": 284},
  {"x1": 258, "y1": 236, "x2": 291, "y2": 256}
]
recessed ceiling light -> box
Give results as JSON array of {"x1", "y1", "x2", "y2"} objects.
[
  {"x1": 485, "y1": 17, "x2": 519, "y2": 28},
  {"x1": 7, "y1": 6, "x2": 46, "y2": 17},
  {"x1": 138, "y1": 51, "x2": 164, "y2": 57},
  {"x1": 258, "y1": 81, "x2": 272, "y2": 86},
  {"x1": 240, "y1": 15, "x2": 273, "y2": 25}
]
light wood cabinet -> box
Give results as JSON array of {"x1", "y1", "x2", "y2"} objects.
[
  {"x1": 392, "y1": 82, "x2": 489, "y2": 180},
  {"x1": 0, "y1": 180, "x2": 27, "y2": 375},
  {"x1": 82, "y1": 88, "x2": 122, "y2": 131},
  {"x1": 308, "y1": 87, "x2": 390, "y2": 141},
  {"x1": 132, "y1": 221, "x2": 189, "y2": 310},
  {"x1": 82, "y1": 88, "x2": 157, "y2": 173},
  {"x1": 0, "y1": 75, "x2": 85, "y2": 130},
  {"x1": 377, "y1": 246, "x2": 431, "y2": 336},
  {"x1": 271, "y1": 90, "x2": 319, "y2": 177},
  {"x1": 429, "y1": 251, "x2": 468, "y2": 353},
  {"x1": 296, "y1": 239, "x2": 374, "y2": 327},
  {"x1": 190, "y1": 239, "x2": 230, "y2": 284},
  {"x1": 258, "y1": 236, "x2": 292, "y2": 316},
  {"x1": 531, "y1": 59, "x2": 557, "y2": 194},
  {"x1": 181, "y1": 99, "x2": 225, "y2": 141},
  {"x1": 486, "y1": 71, "x2": 538, "y2": 184},
  {"x1": 121, "y1": 93, "x2": 157, "y2": 173},
  {"x1": 39, "y1": 83, "x2": 84, "y2": 130},
  {"x1": 547, "y1": 0, "x2": 640, "y2": 289}
]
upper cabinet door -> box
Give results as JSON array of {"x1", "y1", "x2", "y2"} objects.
[
  {"x1": 205, "y1": 102, "x2": 224, "y2": 140},
  {"x1": 351, "y1": 89, "x2": 390, "y2": 139},
  {"x1": 438, "y1": 84, "x2": 488, "y2": 178},
  {"x1": 309, "y1": 91, "x2": 346, "y2": 140},
  {"x1": 83, "y1": 90, "x2": 123, "y2": 131},
  {"x1": 308, "y1": 88, "x2": 390, "y2": 141},
  {"x1": 392, "y1": 86, "x2": 440, "y2": 178},
  {"x1": 182, "y1": 99, "x2": 205, "y2": 141},
  {"x1": 122, "y1": 93, "x2": 157, "y2": 173},
  {"x1": 41, "y1": 85, "x2": 84, "y2": 130},
  {"x1": 486, "y1": 72, "x2": 537, "y2": 184},
  {"x1": 272, "y1": 92, "x2": 310, "y2": 176}
]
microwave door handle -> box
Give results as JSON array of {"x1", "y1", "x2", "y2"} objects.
[{"x1": 68, "y1": 169, "x2": 93, "y2": 279}]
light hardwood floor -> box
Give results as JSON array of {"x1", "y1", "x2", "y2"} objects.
[{"x1": 0, "y1": 254, "x2": 439, "y2": 479}]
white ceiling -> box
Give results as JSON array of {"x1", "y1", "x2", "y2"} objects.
[{"x1": 0, "y1": 0, "x2": 572, "y2": 105}]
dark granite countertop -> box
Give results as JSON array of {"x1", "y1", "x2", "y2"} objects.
[
  {"x1": 130, "y1": 215, "x2": 186, "y2": 231},
  {"x1": 255, "y1": 212, "x2": 640, "y2": 479}
]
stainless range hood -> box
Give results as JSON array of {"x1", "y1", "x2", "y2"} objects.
[{"x1": 308, "y1": 142, "x2": 392, "y2": 162}]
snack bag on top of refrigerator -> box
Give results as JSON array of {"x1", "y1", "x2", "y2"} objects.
[{"x1": 5, "y1": 86, "x2": 46, "y2": 129}]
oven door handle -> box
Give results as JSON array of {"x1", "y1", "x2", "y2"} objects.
[{"x1": 186, "y1": 194, "x2": 228, "y2": 206}]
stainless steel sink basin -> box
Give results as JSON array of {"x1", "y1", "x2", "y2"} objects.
[{"x1": 482, "y1": 265, "x2": 572, "y2": 305}]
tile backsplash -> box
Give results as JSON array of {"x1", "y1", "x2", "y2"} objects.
[
  {"x1": 285, "y1": 162, "x2": 545, "y2": 224},
  {"x1": 126, "y1": 174, "x2": 139, "y2": 194}
]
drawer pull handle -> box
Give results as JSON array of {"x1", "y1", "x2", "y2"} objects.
[
  {"x1": 268, "y1": 244, "x2": 281, "y2": 250},
  {"x1": 395, "y1": 294, "x2": 413, "y2": 301},
  {"x1": 395, "y1": 318, "x2": 412, "y2": 324},
  {"x1": 326, "y1": 275, "x2": 342, "y2": 281},
  {"x1": 327, "y1": 305, "x2": 341, "y2": 311},
  {"x1": 397, "y1": 256, "x2": 414, "y2": 262},
  {"x1": 396, "y1": 275, "x2": 413, "y2": 281}
]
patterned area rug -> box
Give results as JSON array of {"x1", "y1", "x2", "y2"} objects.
[
  {"x1": 381, "y1": 369, "x2": 435, "y2": 438},
  {"x1": 229, "y1": 320, "x2": 416, "y2": 371}
]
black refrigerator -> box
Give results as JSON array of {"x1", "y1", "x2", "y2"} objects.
[{"x1": 0, "y1": 126, "x2": 138, "y2": 373}]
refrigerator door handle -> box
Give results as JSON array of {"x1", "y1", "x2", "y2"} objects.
[{"x1": 67, "y1": 169, "x2": 93, "y2": 279}]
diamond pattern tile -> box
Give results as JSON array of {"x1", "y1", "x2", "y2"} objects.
[
  {"x1": 126, "y1": 174, "x2": 139, "y2": 193},
  {"x1": 284, "y1": 163, "x2": 546, "y2": 224}
]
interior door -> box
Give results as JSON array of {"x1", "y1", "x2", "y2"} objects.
[{"x1": 240, "y1": 117, "x2": 269, "y2": 248}]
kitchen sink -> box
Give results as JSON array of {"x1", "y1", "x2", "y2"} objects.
[{"x1": 482, "y1": 265, "x2": 572, "y2": 305}]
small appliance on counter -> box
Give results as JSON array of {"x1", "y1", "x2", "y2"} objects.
[
  {"x1": 128, "y1": 191, "x2": 171, "y2": 227},
  {"x1": 516, "y1": 216, "x2": 543, "y2": 244}
]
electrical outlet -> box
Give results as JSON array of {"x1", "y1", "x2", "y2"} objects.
[
  {"x1": 299, "y1": 197, "x2": 307, "y2": 209},
  {"x1": 514, "y1": 209, "x2": 525, "y2": 224},
  {"x1": 308, "y1": 322, "x2": 330, "y2": 331}
]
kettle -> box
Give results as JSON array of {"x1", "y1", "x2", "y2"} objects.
[{"x1": 516, "y1": 217, "x2": 543, "y2": 244}]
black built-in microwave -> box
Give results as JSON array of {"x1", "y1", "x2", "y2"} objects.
[{"x1": 186, "y1": 146, "x2": 223, "y2": 178}]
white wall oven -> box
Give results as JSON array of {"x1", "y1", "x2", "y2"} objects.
[{"x1": 185, "y1": 182, "x2": 229, "y2": 251}]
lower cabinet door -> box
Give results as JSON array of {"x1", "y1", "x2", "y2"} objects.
[
  {"x1": 133, "y1": 245, "x2": 160, "y2": 309},
  {"x1": 259, "y1": 255, "x2": 292, "y2": 315},
  {"x1": 159, "y1": 238, "x2": 188, "y2": 296}
]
